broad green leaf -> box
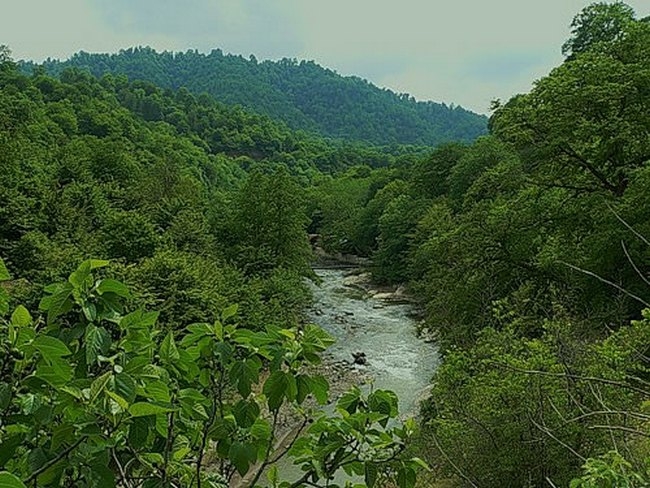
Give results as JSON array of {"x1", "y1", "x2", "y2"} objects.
[
  {"x1": 89, "y1": 464, "x2": 115, "y2": 488},
  {"x1": 173, "y1": 446, "x2": 191, "y2": 461},
  {"x1": 35, "y1": 361, "x2": 73, "y2": 387},
  {"x1": 0, "y1": 435, "x2": 25, "y2": 466},
  {"x1": 159, "y1": 331, "x2": 180, "y2": 364},
  {"x1": 114, "y1": 373, "x2": 137, "y2": 404},
  {"x1": 228, "y1": 441, "x2": 256, "y2": 476},
  {"x1": 129, "y1": 417, "x2": 151, "y2": 449},
  {"x1": 267, "y1": 465, "x2": 279, "y2": 486},
  {"x1": 310, "y1": 375, "x2": 329, "y2": 405},
  {"x1": 0, "y1": 259, "x2": 11, "y2": 281},
  {"x1": 32, "y1": 335, "x2": 72, "y2": 359},
  {"x1": 365, "y1": 462, "x2": 378, "y2": 488},
  {"x1": 233, "y1": 399, "x2": 260, "y2": 429},
  {"x1": 68, "y1": 261, "x2": 93, "y2": 289},
  {"x1": 0, "y1": 471, "x2": 27, "y2": 488},
  {"x1": 11, "y1": 306, "x2": 31, "y2": 327},
  {"x1": 90, "y1": 371, "x2": 113, "y2": 403},
  {"x1": 107, "y1": 390, "x2": 129, "y2": 411},
  {"x1": 129, "y1": 402, "x2": 175, "y2": 417},
  {"x1": 229, "y1": 358, "x2": 260, "y2": 397},
  {"x1": 397, "y1": 466, "x2": 416, "y2": 488},
  {"x1": 88, "y1": 259, "x2": 110, "y2": 270},
  {"x1": 28, "y1": 448, "x2": 47, "y2": 475},
  {"x1": 221, "y1": 303, "x2": 239, "y2": 321},
  {"x1": 143, "y1": 380, "x2": 171, "y2": 403},
  {"x1": 119, "y1": 310, "x2": 159, "y2": 330},
  {"x1": 214, "y1": 320, "x2": 223, "y2": 341},
  {"x1": 96, "y1": 278, "x2": 130, "y2": 297},
  {"x1": 85, "y1": 324, "x2": 111, "y2": 365},
  {"x1": 263, "y1": 370, "x2": 289, "y2": 411},
  {"x1": 41, "y1": 284, "x2": 73, "y2": 325},
  {"x1": 250, "y1": 417, "x2": 272, "y2": 441},
  {"x1": 338, "y1": 387, "x2": 361, "y2": 414},
  {"x1": 51, "y1": 423, "x2": 75, "y2": 451}
]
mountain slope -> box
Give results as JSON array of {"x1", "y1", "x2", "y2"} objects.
[{"x1": 25, "y1": 47, "x2": 488, "y2": 146}]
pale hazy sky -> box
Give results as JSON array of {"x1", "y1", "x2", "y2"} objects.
[{"x1": 1, "y1": 0, "x2": 647, "y2": 114}]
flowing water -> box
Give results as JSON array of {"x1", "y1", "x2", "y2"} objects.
[
  {"x1": 265, "y1": 267, "x2": 439, "y2": 486},
  {"x1": 307, "y1": 268, "x2": 439, "y2": 416}
]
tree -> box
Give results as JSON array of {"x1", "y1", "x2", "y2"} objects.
[
  {"x1": 0, "y1": 258, "x2": 426, "y2": 487},
  {"x1": 491, "y1": 44, "x2": 650, "y2": 197},
  {"x1": 562, "y1": 2, "x2": 636, "y2": 58}
]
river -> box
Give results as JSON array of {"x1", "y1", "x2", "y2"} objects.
[
  {"x1": 266, "y1": 267, "x2": 439, "y2": 486},
  {"x1": 307, "y1": 268, "x2": 439, "y2": 416}
]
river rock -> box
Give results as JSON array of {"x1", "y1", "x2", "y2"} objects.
[{"x1": 352, "y1": 351, "x2": 367, "y2": 365}]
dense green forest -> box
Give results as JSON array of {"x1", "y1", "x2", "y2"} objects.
[
  {"x1": 1, "y1": 1, "x2": 650, "y2": 487},
  {"x1": 0, "y1": 45, "x2": 426, "y2": 487},
  {"x1": 21, "y1": 49, "x2": 487, "y2": 146},
  {"x1": 308, "y1": 3, "x2": 650, "y2": 486}
]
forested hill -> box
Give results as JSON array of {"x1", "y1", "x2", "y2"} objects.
[{"x1": 22, "y1": 47, "x2": 488, "y2": 145}]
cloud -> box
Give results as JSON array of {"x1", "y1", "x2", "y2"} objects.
[{"x1": 2, "y1": 0, "x2": 649, "y2": 114}]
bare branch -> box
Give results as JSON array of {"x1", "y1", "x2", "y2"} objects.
[
  {"x1": 621, "y1": 240, "x2": 650, "y2": 286},
  {"x1": 558, "y1": 260, "x2": 650, "y2": 308}
]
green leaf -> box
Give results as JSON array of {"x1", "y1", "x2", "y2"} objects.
[
  {"x1": 32, "y1": 335, "x2": 72, "y2": 359},
  {"x1": 338, "y1": 387, "x2": 361, "y2": 414},
  {"x1": 0, "y1": 471, "x2": 27, "y2": 488},
  {"x1": 0, "y1": 259, "x2": 11, "y2": 281},
  {"x1": 233, "y1": 399, "x2": 260, "y2": 429},
  {"x1": 85, "y1": 324, "x2": 111, "y2": 365},
  {"x1": 28, "y1": 448, "x2": 48, "y2": 475},
  {"x1": 250, "y1": 418, "x2": 272, "y2": 441},
  {"x1": 263, "y1": 370, "x2": 289, "y2": 411},
  {"x1": 267, "y1": 465, "x2": 279, "y2": 486},
  {"x1": 310, "y1": 375, "x2": 329, "y2": 405},
  {"x1": 107, "y1": 390, "x2": 129, "y2": 411},
  {"x1": 120, "y1": 310, "x2": 159, "y2": 330},
  {"x1": 159, "y1": 331, "x2": 180, "y2": 364},
  {"x1": 365, "y1": 462, "x2": 378, "y2": 488},
  {"x1": 0, "y1": 383, "x2": 11, "y2": 410},
  {"x1": 228, "y1": 441, "x2": 256, "y2": 476},
  {"x1": 11, "y1": 306, "x2": 31, "y2": 327},
  {"x1": 90, "y1": 371, "x2": 113, "y2": 403},
  {"x1": 143, "y1": 380, "x2": 171, "y2": 403},
  {"x1": 129, "y1": 403, "x2": 175, "y2": 417},
  {"x1": 68, "y1": 261, "x2": 93, "y2": 289},
  {"x1": 35, "y1": 361, "x2": 73, "y2": 387},
  {"x1": 229, "y1": 358, "x2": 260, "y2": 397},
  {"x1": 221, "y1": 303, "x2": 239, "y2": 321},
  {"x1": 51, "y1": 423, "x2": 75, "y2": 451},
  {"x1": 129, "y1": 417, "x2": 151, "y2": 449},
  {"x1": 114, "y1": 373, "x2": 137, "y2": 404},
  {"x1": 96, "y1": 279, "x2": 130, "y2": 298},
  {"x1": 0, "y1": 436, "x2": 25, "y2": 466},
  {"x1": 397, "y1": 466, "x2": 416, "y2": 488},
  {"x1": 88, "y1": 259, "x2": 110, "y2": 270},
  {"x1": 42, "y1": 284, "x2": 73, "y2": 325}
]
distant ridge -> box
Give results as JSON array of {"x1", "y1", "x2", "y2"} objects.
[{"x1": 23, "y1": 47, "x2": 488, "y2": 146}]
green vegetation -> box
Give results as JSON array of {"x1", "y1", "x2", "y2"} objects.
[
  {"x1": 0, "y1": 47, "x2": 428, "y2": 487},
  {"x1": 0, "y1": 258, "x2": 425, "y2": 487},
  {"x1": 2, "y1": 1, "x2": 650, "y2": 486},
  {"x1": 22, "y1": 49, "x2": 487, "y2": 146},
  {"x1": 309, "y1": 3, "x2": 650, "y2": 486}
]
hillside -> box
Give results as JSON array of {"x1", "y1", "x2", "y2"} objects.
[{"x1": 23, "y1": 47, "x2": 488, "y2": 146}]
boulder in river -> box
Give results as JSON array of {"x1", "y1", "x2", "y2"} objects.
[{"x1": 352, "y1": 351, "x2": 367, "y2": 365}]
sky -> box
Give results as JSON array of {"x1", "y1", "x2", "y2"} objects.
[{"x1": 1, "y1": 0, "x2": 648, "y2": 114}]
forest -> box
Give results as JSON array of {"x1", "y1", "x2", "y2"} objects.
[
  {"x1": 20, "y1": 49, "x2": 487, "y2": 147},
  {"x1": 0, "y1": 1, "x2": 649, "y2": 487}
]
